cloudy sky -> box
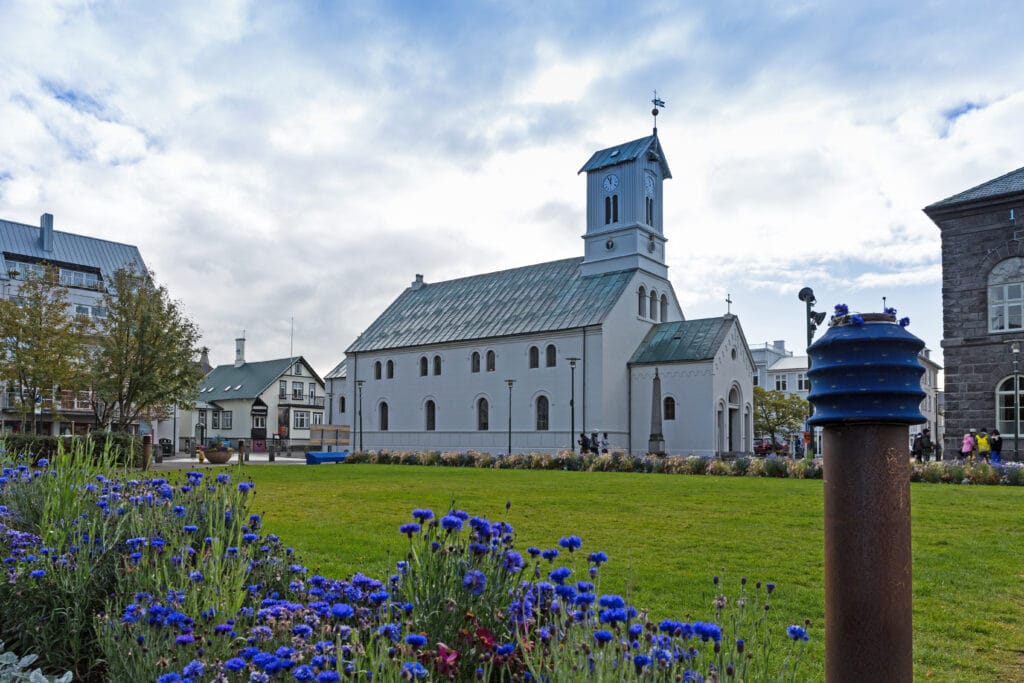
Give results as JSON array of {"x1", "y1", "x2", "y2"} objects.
[{"x1": 2, "y1": 0, "x2": 1023, "y2": 375}]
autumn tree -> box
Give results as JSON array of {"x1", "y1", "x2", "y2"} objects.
[
  {"x1": 0, "y1": 265, "x2": 90, "y2": 431},
  {"x1": 86, "y1": 268, "x2": 204, "y2": 432},
  {"x1": 753, "y1": 385, "x2": 809, "y2": 449}
]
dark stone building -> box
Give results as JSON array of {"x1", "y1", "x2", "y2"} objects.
[{"x1": 925, "y1": 166, "x2": 1024, "y2": 458}]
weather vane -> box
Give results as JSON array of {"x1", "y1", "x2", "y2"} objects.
[{"x1": 651, "y1": 90, "x2": 665, "y2": 134}]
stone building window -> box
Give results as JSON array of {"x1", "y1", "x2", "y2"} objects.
[
  {"x1": 664, "y1": 396, "x2": 676, "y2": 420},
  {"x1": 996, "y1": 376, "x2": 1023, "y2": 437},
  {"x1": 536, "y1": 395, "x2": 549, "y2": 431},
  {"x1": 988, "y1": 258, "x2": 1024, "y2": 332}
]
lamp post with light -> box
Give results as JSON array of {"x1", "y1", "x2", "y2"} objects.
[
  {"x1": 355, "y1": 380, "x2": 365, "y2": 452},
  {"x1": 798, "y1": 287, "x2": 827, "y2": 455},
  {"x1": 567, "y1": 357, "x2": 580, "y2": 452},
  {"x1": 506, "y1": 379, "x2": 515, "y2": 455}
]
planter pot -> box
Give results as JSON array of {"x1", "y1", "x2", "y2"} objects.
[{"x1": 205, "y1": 449, "x2": 234, "y2": 465}]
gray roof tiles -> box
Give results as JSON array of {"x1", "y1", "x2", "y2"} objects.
[
  {"x1": 629, "y1": 316, "x2": 734, "y2": 364},
  {"x1": 0, "y1": 217, "x2": 145, "y2": 279},
  {"x1": 347, "y1": 258, "x2": 636, "y2": 353},
  {"x1": 926, "y1": 165, "x2": 1024, "y2": 211}
]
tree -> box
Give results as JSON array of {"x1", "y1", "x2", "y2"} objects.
[
  {"x1": 753, "y1": 386, "x2": 809, "y2": 449},
  {"x1": 0, "y1": 266, "x2": 90, "y2": 431},
  {"x1": 87, "y1": 268, "x2": 204, "y2": 432}
]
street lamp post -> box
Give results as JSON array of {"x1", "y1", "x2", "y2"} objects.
[
  {"x1": 567, "y1": 357, "x2": 580, "y2": 452},
  {"x1": 356, "y1": 380, "x2": 365, "y2": 452},
  {"x1": 1013, "y1": 342, "x2": 1021, "y2": 460},
  {"x1": 506, "y1": 379, "x2": 515, "y2": 455},
  {"x1": 798, "y1": 288, "x2": 827, "y2": 455}
]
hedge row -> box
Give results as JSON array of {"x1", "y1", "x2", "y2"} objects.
[
  {"x1": 2, "y1": 433, "x2": 141, "y2": 466},
  {"x1": 344, "y1": 450, "x2": 1024, "y2": 485}
]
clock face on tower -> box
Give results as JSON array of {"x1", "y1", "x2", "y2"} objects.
[
  {"x1": 602, "y1": 174, "x2": 619, "y2": 193},
  {"x1": 644, "y1": 175, "x2": 655, "y2": 198}
]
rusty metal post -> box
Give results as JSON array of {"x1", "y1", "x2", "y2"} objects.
[
  {"x1": 141, "y1": 434, "x2": 152, "y2": 470},
  {"x1": 808, "y1": 310, "x2": 924, "y2": 683}
]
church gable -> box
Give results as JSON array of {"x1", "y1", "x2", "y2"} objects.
[
  {"x1": 578, "y1": 135, "x2": 672, "y2": 179},
  {"x1": 347, "y1": 258, "x2": 635, "y2": 353}
]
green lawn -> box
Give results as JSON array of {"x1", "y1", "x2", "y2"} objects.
[{"x1": 240, "y1": 465, "x2": 1024, "y2": 681}]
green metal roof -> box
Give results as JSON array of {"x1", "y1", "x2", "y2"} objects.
[
  {"x1": 347, "y1": 258, "x2": 635, "y2": 353},
  {"x1": 197, "y1": 357, "x2": 322, "y2": 402},
  {"x1": 630, "y1": 316, "x2": 734, "y2": 364},
  {"x1": 926, "y1": 165, "x2": 1024, "y2": 211},
  {"x1": 578, "y1": 134, "x2": 672, "y2": 179}
]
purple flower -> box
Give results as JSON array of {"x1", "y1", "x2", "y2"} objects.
[
  {"x1": 462, "y1": 569, "x2": 487, "y2": 596},
  {"x1": 411, "y1": 508, "x2": 434, "y2": 522},
  {"x1": 406, "y1": 633, "x2": 428, "y2": 648},
  {"x1": 787, "y1": 624, "x2": 810, "y2": 641},
  {"x1": 440, "y1": 515, "x2": 463, "y2": 532},
  {"x1": 834, "y1": 303, "x2": 849, "y2": 316},
  {"x1": 899, "y1": 316, "x2": 910, "y2": 327},
  {"x1": 558, "y1": 535, "x2": 582, "y2": 551},
  {"x1": 399, "y1": 523, "x2": 421, "y2": 537},
  {"x1": 223, "y1": 657, "x2": 246, "y2": 672}
]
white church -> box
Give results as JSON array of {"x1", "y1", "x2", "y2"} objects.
[{"x1": 331, "y1": 125, "x2": 755, "y2": 456}]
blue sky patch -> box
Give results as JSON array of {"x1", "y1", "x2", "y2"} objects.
[{"x1": 41, "y1": 80, "x2": 105, "y2": 117}]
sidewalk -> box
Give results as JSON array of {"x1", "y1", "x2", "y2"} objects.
[{"x1": 151, "y1": 450, "x2": 308, "y2": 470}]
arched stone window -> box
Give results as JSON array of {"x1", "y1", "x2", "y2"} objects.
[
  {"x1": 419, "y1": 356, "x2": 428, "y2": 376},
  {"x1": 664, "y1": 396, "x2": 676, "y2": 420},
  {"x1": 374, "y1": 361, "x2": 382, "y2": 380},
  {"x1": 650, "y1": 290, "x2": 659, "y2": 321},
  {"x1": 433, "y1": 355, "x2": 442, "y2": 376},
  {"x1": 996, "y1": 376, "x2": 1023, "y2": 436},
  {"x1": 339, "y1": 396, "x2": 346, "y2": 413},
  {"x1": 638, "y1": 286, "x2": 647, "y2": 317},
  {"x1": 471, "y1": 352, "x2": 481, "y2": 373},
  {"x1": 425, "y1": 400, "x2": 436, "y2": 431},
  {"x1": 988, "y1": 258, "x2": 1024, "y2": 332},
  {"x1": 486, "y1": 350, "x2": 496, "y2": 372},
  {"x1": 477, "y1": 397, "x2": 489, "y2": 430},
  {"x1": 386, "y1": 360, "x2": 394, "y2": 379},
  {"x1": 660, "y1": 294, "x2": 668, "y2": 321},
  {"x1": 545, "y1": 344, "x2": 556, "y2": 367},
  {"x1": 536, "y1": 395, "x2": 549, "y2": 431},
  {"x1": 379, "y1": 402, "x2": 389, "y2": 431},
  {"x1": 529, "y1": 346, "x2": 539, "y2": 369}
]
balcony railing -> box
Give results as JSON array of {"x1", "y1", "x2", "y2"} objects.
[{"x1": 277, "y1": 394, "x2": 325, "y2": 407}]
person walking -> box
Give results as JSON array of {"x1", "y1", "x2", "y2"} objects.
[
  {"x1": 990, "y1": 429, "x2": 1003, "y2": 464},
  {"x1": 921, "y1": 428, "x2": 933, "y2": 462},
  {"x1": 961, "y1": 431, "x2": 975, "y2": 461},
  {"x1": 912, "y1": 432, "x2": 924, "y2": 464},
  {"x1": 977, "y1": 429, "x2": 991, "y2": 463}
]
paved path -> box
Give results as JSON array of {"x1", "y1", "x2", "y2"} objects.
[{"x1": 151, "y1": 451, "x2": 308, "y2": 470}]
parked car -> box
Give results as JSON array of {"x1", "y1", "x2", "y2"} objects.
[{"x1": 754, "y1": 436, "x2": 787, "y2": 456}]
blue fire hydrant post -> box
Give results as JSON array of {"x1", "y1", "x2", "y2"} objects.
[{"x1": 808, "y1": 311, "x2": 925, "y2": 683}]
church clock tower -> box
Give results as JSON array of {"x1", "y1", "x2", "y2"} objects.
[{"x1": 577, "y1": 130, "x2": 672, "y2": 278}]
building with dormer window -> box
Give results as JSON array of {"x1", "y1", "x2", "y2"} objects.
[{"x1": 334, "y1": 129, "x2": 755, "y2": 456}]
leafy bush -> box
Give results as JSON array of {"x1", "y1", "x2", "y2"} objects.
[
  {"x1": 688, "y1": 455, "x2": 710, "y2": 474},
  {"x1": 764, "y1": 455, "x2": 789, "y2": 478},
  {"x1": 0, "y1": 641, "x2": 71, "y2": 683}
]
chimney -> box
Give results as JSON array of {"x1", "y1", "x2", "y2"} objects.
[
  {"x1": 235, "y1": 337, "x2": 246, "y2": 367},
  {"x1": 198, "y1": 347, "x2": 213, "y2": 374},
  {"x1": 773, "y1": 340, "x2": 786, "y2": 353},
  {"x1": 411, "y1": 274, "x2": 425, "y2": 291},
  {"x1": 40, "y1": 213, "x2": 54, "y2": 252}
]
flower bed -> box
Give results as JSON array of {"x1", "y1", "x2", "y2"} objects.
[
  {"x1": 0, "y1": 443, "x2": 812, "y2": 681},
  {"x1": 343, "y1": 450, "x2": 1024, "y2": 485}
]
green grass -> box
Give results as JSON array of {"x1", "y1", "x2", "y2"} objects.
[{"x1": 239, "y1": 464, "x2": 1024, "y2": 681}]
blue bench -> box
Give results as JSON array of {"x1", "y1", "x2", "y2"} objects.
[{"x1": 305, "y1": 451, "x2": 349, "y2": 465}]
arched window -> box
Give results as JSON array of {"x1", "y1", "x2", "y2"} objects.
[
  {"x1": 379, "y1": 402, "x2": 389, "y2": 431},
  {"x1": 339, "y1": 396, "x2": 346, "y2": 413},
  {"x1": 664, "y1": 396, "x2": 676, "y2": 421},
  {"x1": 604, "y1": 196, "x2": 612, "y2": 224},
  {"x1": 660, "y1": 294, "x2": 668, "y2": 322},
  {"x1": 477, "y1": 397, "x2": 489, "y2": 431},
  {"x1": 529, "y1": 346, "x2": 539, "y2": 369},
  {"x1": 486, "y1": 350, "x2": 496, "y2": 372},
  {"x1": 471, "y1": 352, "x2": 481, "y2": 373},
  {"x1": 612, "y1": 194, "x2": 618, "y2": 222},
  {"x1": 374, "y1": 361, "x2": 382, "y2": 380},
  {"x1": 419, "y1": 356, "x2": 428, "y2": 376},
  {"x1": 997, "y1": 377, "x2": 1023, "y2": 436},
  {"x1": 425, "y1": 400, "x2": 436, "y2": 431},
  {"x1": 988, "y1": 258, "x2": 1024, "y2": 332},
  {"x1": 536, "y1": 396, "x2": 549, "y2": 431},
  {"x1": 545, "y1": 344, "x2": 556, "y2": 367},
  {"x1": 646, "y1": 196, "x2": 654, "y2": 225},
  {"x1": 386, "y1": 360, "x2": 394, "y2": 379},
  {"x1": 433, "y1": 355, "x2": 442, "y2": 375},
  {"x1": 638, "y1": 286, "x2": 647, "y2": 317},
  {"x1": 650, "y1": 290, "x2": 659, "y2": 321}
]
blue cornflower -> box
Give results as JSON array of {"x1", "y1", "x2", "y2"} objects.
[
  {"x1": 628, "y1": 623, "x2": 643, "y2": 637},
  {"x1": 316, "y1": 672, "x2": 340, "y2": 683},
  {"x1": 593, "y1": 630, "x2": 614, "y2": 645},
  {"x1": 502, "y1": 550, "x2": 524, "y2": 573},
  {"x1": 406, "y1": 633, "x2": 428, "y2": 648},
  {"x1": 440, "y1": 515, "x2": 463, "y2": 532},
  {"x1": 767, "y1": 583, "x2": 776, "y2": 594},
  {"x1": 411, "y1": 508, "x2": 434, "y2": 522},
  {"x1": 850, "y1": 314, "x2": 864, "y2": 325},
  {"x1": 238, "y1": 482, "x2": 254, "y2": 493},
  {"x1": 29, "y1": 569, "x2": 45, "y2": 578},
  {"x1": 157, "y1": 674, "x2": 182, "y2": 683},
  {"x1": 526, "y1": 546, "x2": 541, "y2": 557},
  {"x1": 377, "y1": 623, "x2": 401, "y2": 642},
  {"x1": 496, "y1": 643, "x2": 515, "y2": 656},
  {"x1": 634, "y1": 654, "x2": 651, "y2": 671},
  {"x1": 884, "y1": 306, "x2": 897, "y2": 316},
  {"x1": 189, "y1": 571, "x2": 204, "y2": 582},
  {"x1": 183, "y1": 660, "x2": 204, "y2": 677},
  {"x1": 541, "y1": 548, "x2": 559, "y2": 561},
  {"x1": 549, "y1": 567, "x2": 572, "y2": 585},
  {"x1": 899, "y1": 316, "x2": 911, "y2": 327},
  {"x1": 399, "y1": 523, "x2": 421, "y2": 537},
  {"x1": 401, "y1": 662, "x2": 428, "y2": 679},
  {"x1": 694, "y1": 621, "x2": 722, "y2": 642},
  {"x1": 175, "y1": 633, "x2": 195, "y2": 645},
  {"x1": 787, "y1": 624, "x2": 810, "y2": 641},
  {"x1": 449, "y1": 509, "x2": 470, "y2": 521},
  {"x1": 598, "y1": 594, "x2": 625, "y2": 609},
  {"x1": 736, "y1": 638, "x2": 745, "y2": 653},
  {"x1": 183, "y1": 525, "x2": 198, "y2": 533},
  {"x1": 558, "y1": 535, "x2": 582, "y2": 551},
  {"x1": 834, "y1": 303, "x2": 849, "y2": 316},
  {"x1": 462, "y1": 569, "x2": 487, "y2": 596},
  {"x1": 587, "y1": 551, "x2": 608, "y2": 565},
  {"x1": 292, "y1": 624, "x2": 313, "y2": 639},
  {"x1": 292, "y1": 665, "x2": 315, "y2": 681}
]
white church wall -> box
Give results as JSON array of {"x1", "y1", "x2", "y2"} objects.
[
  {"x1": 710, "y1": 324, "x2": 756, "y2": 453},
  {"x1": 629, "y1": 363, "x2": 715, "y2": 455}
]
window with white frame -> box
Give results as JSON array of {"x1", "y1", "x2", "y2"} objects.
[
  {"x1": 222, "y1": 411, "x2": 232, "y2": 429},
  {"x1": 279, "y1": 380, "x2": 287, "y2": 398},
  {"x1": 753, "y1": 374, "x2": 759, "y2": 386},
  {"x1": 198, "y1": 409, "x2": 206, "y2": 426},
  {"x1": 293, "y1": 411, "x2": 310, "y2": 429},
  {"x1": 294, "y1": 362, "x2": 303, "y2": 375},
  {"x1": 59, "y1": 268, "x2": 100, "y2": 289},
  {"x1": 312, "y1": 412, "x2": 323, "y2": 426},
  {"x1": 252, "y1": 414, "x2": 266, "y2": 429},
  {"x1": 308, "y1": 382, "x2": 316, "y2": 399},
  {"x1": 292, "y1": 381, "x2": 304, "y2": 400},
  {"x1": 74, "y1": 304, "x2": 106, "y2": 319},
  {"x1": 797, "y1": 373, "x2": 809, "y2": 391},
  {"x1": 211, "y1": 411, "x2": 220, "y2": 429},
  {"x1": 775, "y1": 375, "x2": 787, "y2": 391},
  {"x1": 997, "y1": 376, "x2": 1023, "y2": 436},
  {"x1": 988, "y1": 258, "x2": 1024, "y2": 332}
]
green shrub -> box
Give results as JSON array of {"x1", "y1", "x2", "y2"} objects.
[
  {"x1": 0, "y1": 641, "x2": 72, "y2": 682},
  {"x1": 688, "y1": 455, "x2": 709, "y2": 475},
  {"x1": 764, "y1": 456, "x2": 788, "y2": 478}
]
